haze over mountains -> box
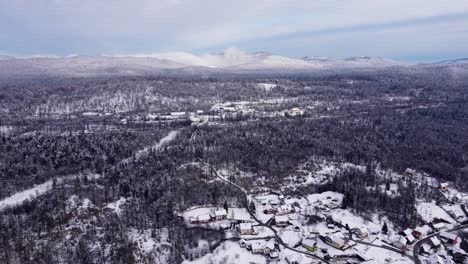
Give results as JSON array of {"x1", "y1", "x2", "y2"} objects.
[{"x1": 0, "y1": 48, "x2": 467, "y2": 78}]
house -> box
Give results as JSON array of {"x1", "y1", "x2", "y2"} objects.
[
  {"x1": 170, "y1": 111, "x2": 186, "y2": 117},
  {"x1": 239, "y1": 239, "x2": 251, "y2": 249},
  {"x1": 275, "y1": 215, "x2": 289, "y2": 227},
  {"x1": 429, "y1": 236, "x2": 441, "y2": 248},
  {"x1": 433, "y1": 223, "x2": 446, "y2": 231},
  {"x1": 405, "y1": 234, "x2": 416, "y2": 244},
  {"x1": 447, "y1": 209, "x2": 465, "y2": 221},
  {"x1": 263, "y1": 206, "x2": 277, "y2": 214},
  {"x1": 277, "y1": 204, "x2": 294, "y2": 215},
  {"x1": 440, "y1": 232, "x2": 458, "y2": 244},
  {"x1": 251, "y1": 239, "x2": 276, "y2": 254},
  {"x1": 412, "y1": 229, "x2": 423, "y2": 239},
  {"x1": 420, "y1": 243, "x2": 432, "y2": 254},
  {"x1": 392, "y1": 236, "x2": 408, "y2": 249},
  {"x1": 269, "y1": 251, "x2": 279, "y2": 259},
  {"x1": 440, "y1": 183, "x2": 449, "y2": 192},
  {"x1": 353, "y1": 227, "x2": 368, "y2": 238},
  {"x1": 239, "y1": 223, "x2": 254, "y2": 235},
  {"x1": 403, "y1": 229, "x2": 416, "y2": 244},
  {"x1": 214, "y1": 208, "x2": 227, "y2": 220},
  {"x1": 323, "y1": 232, "x2": 347, "y2": 249},
  {"x1": 198, "y1": 214, "x2": 212, "y2": 223}
]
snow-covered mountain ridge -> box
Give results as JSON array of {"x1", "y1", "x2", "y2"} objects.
[{"x1": 0, "y1": 48, "x2": 466, "y2": 77}]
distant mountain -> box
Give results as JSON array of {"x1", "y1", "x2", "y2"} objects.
[
  {"x1": 434, "y1": 58, "x2": 468, "y2": 65},
  {"x1": 0, "y1": 56, "x2": 185, "y2": 78},
  {"x1": 302, "y1": 56, "x2": 412, "y2": 69},
  {"x1": 137, "y1": 48, "x2": 410, "y2": 70},
  {"x1": 0, "y1": 55, "x2": 15, "y2": 61},
  {"x1": 1, "y1": 49, "x2": 466, "y2": 78}
]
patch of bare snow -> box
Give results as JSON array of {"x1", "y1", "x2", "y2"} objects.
[{"x1": 105, "y1": 197, "x2": 127, "y2": 216}]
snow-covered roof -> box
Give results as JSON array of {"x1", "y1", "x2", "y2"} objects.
[
  {"x1": 406, "y1": 234, "x2": 416, "y2": 243},
  {"x1": 215, "y1": 208, "x2": 227, "y2": 216},
  {"x1": 397, "y1": 235, "x2": 408, "y2": 246},
  {"x1": 251, "y1": 241, "x2": 264, "y2": 251},
  {"x1": 329, "y1": 232, "x2": 346, "y2": 246},
  {"x1": 422, "y1": 243, "x2": 432, "y2": 252},
  {"x1": 239, "y1": 223, "x2": 252, "y2": 230},
  {"x1": 198, "y1": 214, "x2": 211, "y2": 221},
  {"x1": 440, "y1": 232, "x2": 457, "y2": 241},
  {"x1": 430, "y1": 236, "x2": 441, "y2": 247},
  {"x1": 275, "y1": 215, "x2": 289, "y2": 222},
  {"x1": 433, "y1": 223, "x2": 446, "y2": 229},
  {"x1": 403, "y1": 229, "x2": 413, "y2": 236},
  {"x1": 415, "y1": 225, "x2": 432, "y2": 236},
  {"x1": 251, "y1": 239, "x2": 274, "y2": 251},
  {"x1": 278, "y1": 204, "x2": 293, "y2": 214}
]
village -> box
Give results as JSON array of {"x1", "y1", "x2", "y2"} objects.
[{"x1": 179, "y1": 173, "x2": 468, "y2": 264}]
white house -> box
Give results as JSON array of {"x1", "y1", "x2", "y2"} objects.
[
  {"x1": 324, "y1": 232, "x2": 347, "y2": 249},
  {"x1": 214, "y1": 208, "x2": 227, "y2": 220},
  {"x1": 275, "y1": 215, "x2": 289, "y2": 227},
  {"x1": 392, "y1": 235, "x2": 408, "y2": 249},
  {"x1": 239, "y1": 223, "x2": 254, "y2": 235},
  {"x1": 440, "y1": 232, "x2": 458, "y2": 244},
  {"x1": 433, "y1": 223, "x2": 446, "y2": 231},
  {"x1": 251, "y1": 239, "x2": 276, "y2": 254},
  {"x1": 430, "y1": 236, "x2": 441, "y2": 248},
  {"x1": 198, "y1": 214, "x2": 212, "y2": 223},
  {"x1": 277, "y1": 204, "x2": 294, "y2": 215}
]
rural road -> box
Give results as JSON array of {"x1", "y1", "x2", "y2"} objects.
[
  {"x1": 197, "y1": 157, "x2": 331, "y2": 263},
  {"x1": 413, "y1": 224, "x2": 468, "y2": 264}
]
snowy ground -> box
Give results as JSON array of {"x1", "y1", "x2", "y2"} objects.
[
  {"x1": 416, "y1": 201, "x2": 456, "y2": 224},
  {"x1": 105, "y1": 197, "x2": 128, "y2": 216},
  {"x1": 182, "y1": 241, "x2": 267, "y2": 264},
  {"x1": 330, "y1": 209, "x2": 381, "y2": 232},
  {"x1": 353, "y1": 243, "x2": 413, "y2": 263},
  {"x1": 0, "y1": 173, "x2": 100, "y2": 211}
]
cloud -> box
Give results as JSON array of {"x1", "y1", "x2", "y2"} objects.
[{"x1": 0, "y1": 0, "x2": 468, "y2": 60}]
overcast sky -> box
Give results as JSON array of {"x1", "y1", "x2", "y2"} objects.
[{"x1": 1, "y1": 0, "x2": 468, "y2": 61}]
